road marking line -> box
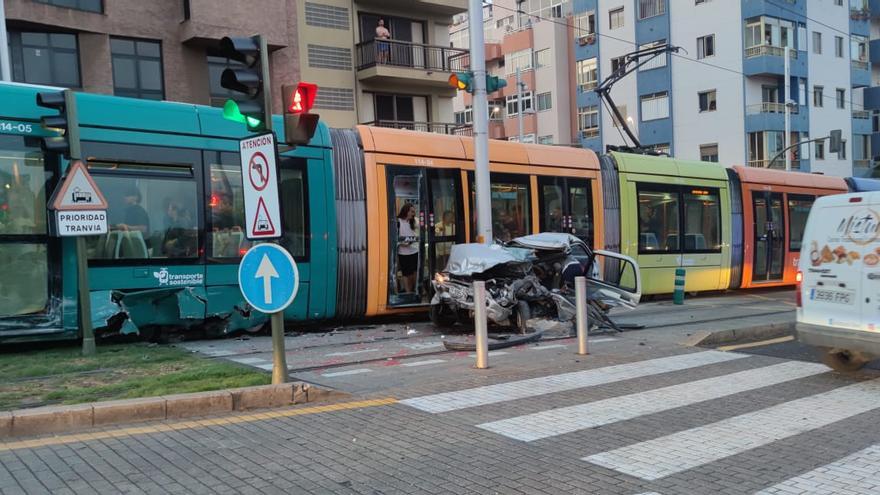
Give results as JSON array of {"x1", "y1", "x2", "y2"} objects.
[
  {"x1": 530, "y1": 344, "x2": 567, "y2": 351},
  {"x1": 230, "y1": 357, "x2": 270, "y2": 365},
  {"x1": 401, "y1": 342, "x2": 444, "y2": 350},
  {"x1": 321, "y1": 368, "x2": 373, "y2": 377},
  {"x1": 0, "y1": 398, "x2": 398, "y2": 452},
  {"x1": 401, "y1": 359, "x2": 447, "y2": 367},
  {"x1": 477, "y1": 361, "x2": 828, "y2": 441},
  {"x1": 467, "y1": 351, "x2": 509, "y2": 358},
  {"x1": 583, "y1": 378, "x2": 880, "y2": 481},
  {"x1": 324, "y1": 349, "x2": 378, "y2": 357},
  {"x1": 716, "y1": 336, "x2": 795, "y2": 352},
  {"x1": 400, "y1": 351, "x2": 746, "y2": 413},
  {"x1": 754, "y1": 444, "x2": 880, "y2": 495}
]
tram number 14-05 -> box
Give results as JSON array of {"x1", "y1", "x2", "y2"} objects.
[{"x1": 0, "y1": 122, "x2": 34, "y2": 134}]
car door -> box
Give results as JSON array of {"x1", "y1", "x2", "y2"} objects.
[{"x1": 582, "y1": 246, "x2": 642, "y2": 309}]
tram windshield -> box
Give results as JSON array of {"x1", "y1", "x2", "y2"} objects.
[{"x1": 0, "y1": 137, "x2": 49, "y2": 317}]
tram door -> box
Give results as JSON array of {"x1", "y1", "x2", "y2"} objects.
[
  {"x1": 386, "y1": 166, "x2": 463, "y2": 307},
  {"x1": 752, "y1": 191, "x2": 785, "y2": 281},
  {"x1": 538, "y1": 177, "x2": 593, "y2": 245}
]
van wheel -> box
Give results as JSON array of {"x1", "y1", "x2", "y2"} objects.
[
  {"x1": 429, "y1": 304, "x2": 457, "y2": 328},
  {"x1": 513, "y1": 301, "x2": 531, "y2": 334},
  {"x1": 822, "y1": 348, "x2": 869, "y2": 372}
]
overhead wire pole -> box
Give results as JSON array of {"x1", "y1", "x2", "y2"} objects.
[
  {"x1": 469, "y1": 0, "x2": 492, "y2": 244},
  {"x1": 0, "y1": 0, "x2": 11, "y2": 81},
  {"x1": 784, "y1": 46, "x2": 791, "y2": 172},
  {"x1": 516, "y1": 66, "x2": 524, "y2": 142}
]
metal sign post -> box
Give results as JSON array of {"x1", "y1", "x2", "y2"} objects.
[
  {"x1": 238, "y1": 244, "x2": 299, "y2": 383},
  {"x1": 575, "y1": 276, "x2": 589, "y2": 355}
]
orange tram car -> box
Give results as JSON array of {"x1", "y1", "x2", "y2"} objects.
[{"x1": 331, "y1": 127, "x2": 876, "y2": 317}]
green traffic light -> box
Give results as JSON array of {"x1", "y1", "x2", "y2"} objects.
[{"x1": 222, "y1": 99, "x2": 262, "y2": 129}]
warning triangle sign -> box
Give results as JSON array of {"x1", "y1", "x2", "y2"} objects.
[
  {"x1": 50, "y1": 160, "x2": 108, "y2": 211},
  {"x1": 251, "y1": 196, "x2": 277, "y2": 236}
]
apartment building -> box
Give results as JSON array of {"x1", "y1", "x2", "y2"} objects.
[
  {"x1": 296, "y1": 0, "x2": 467, "y2": 129},
  {"x1": 572, "y1": 0, "x2": 877, "y2": 177},
  {"x1": 3, "y1": 0, "x2": 300, "y2": 113},
  {"x1": 3, "y1": 0, "x2": 468, "y2": 130},
  {"x1": 449, "y1": 0, "x2": 574, "y2": 145}
]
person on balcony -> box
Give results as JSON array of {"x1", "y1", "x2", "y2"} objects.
[{"x1": 376, "y1": 19, "x2": 391, "y2": 64}]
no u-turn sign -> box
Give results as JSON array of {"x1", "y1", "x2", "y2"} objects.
[{"x1": 239, "y1": 132, "x2": 282, "y2": 240}]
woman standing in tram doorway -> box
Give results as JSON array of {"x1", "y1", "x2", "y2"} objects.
[{"x1": 397, "y1": 203, "x2": 419, "y2": 294}]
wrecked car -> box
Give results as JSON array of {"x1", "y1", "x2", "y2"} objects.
[{"x1": 429, "y1": 233, "x2": 641, "y2": 332}]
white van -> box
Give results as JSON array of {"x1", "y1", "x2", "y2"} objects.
[{"x1": 796, "y1": 191, "x2": 880, "y2": 371}]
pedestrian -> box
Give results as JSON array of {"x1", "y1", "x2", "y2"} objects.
[
  {"x1": 396, "y1": 203, "x2": 419, "y2": 294},
  {"x1": 376, "y1": 19, "x2": 391, "y2": 64}
]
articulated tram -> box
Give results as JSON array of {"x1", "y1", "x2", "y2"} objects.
[{"x1": 1, "y1": 82, "x2": 878, "y2": 343}]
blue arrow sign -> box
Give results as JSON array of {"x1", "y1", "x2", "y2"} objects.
[{"x1": 238, "y1": 244, "x2": 299, "y2": 314}]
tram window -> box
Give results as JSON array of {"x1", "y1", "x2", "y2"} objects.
[
  {"x1": 638, "y1": 188, "x2": 680, "y2": 253},
  {"x1": 787, "y1": 194, "x2": 814, "y2": 251},
  {"x1": 208, "y1": 161, "x2": 249, "y2": 259},
  {"x1": 88, "y1": 166, "x2": 198, "y2": 261},
  {"x1": 490, "y1": 179, "x2": 530, "y2": 242},
  {"x1": 682, "y1": 188, "x2": 721, "y2": 252},
  {"x1": 279, "y1": 166, "x2": 307, "y2": 258}
]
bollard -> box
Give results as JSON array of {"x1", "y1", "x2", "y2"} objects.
[
  {"x1": 673, "y1": 268, "x2": 686, "y2": 305},
  {"x1": 575, "y1": 276, "x2": 589, "y2": 355},
  {"x1": 473, "y1": 281, "x2": 489, "y2": 369}
]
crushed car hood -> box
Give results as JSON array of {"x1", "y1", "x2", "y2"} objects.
[
  {"x1": 507, "y1": 232, "x2": 583, "y2": 252},
  {"x1": 445, "y1": 243, "x2": 532, "y2": 276}
]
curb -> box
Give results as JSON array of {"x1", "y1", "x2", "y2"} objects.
[
  {"x1": 2, "y1": 382, "x2": 348, "y2": 439},
  {"x1": 682, "y1": 321, "x2": 796, "y2": 348}
]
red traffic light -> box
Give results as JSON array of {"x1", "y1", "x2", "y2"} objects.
[{"x1": 284, "y1": 82, "x2": 318, "y2": 114}]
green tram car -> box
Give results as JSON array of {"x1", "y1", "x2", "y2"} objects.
[{"x1": 0, "y1": 82, "x2": 336, "y2": 343}]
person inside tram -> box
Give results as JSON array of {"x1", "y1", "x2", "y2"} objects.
[
  {"x1": 116, "y1": 186, "x2": 150, "y2": 235},
  {"x1": 396, "y1": 203, "x2": 419, "y2": 294},
  {"x1": 434, "y1": 210, "x2": 455, "y2": 269},
  {"x1": 162, "y1": 199, "x2": 196, "y2": 257},
  {"x1": 639, "y1": 204, "x2": 663, "y2": 250}
]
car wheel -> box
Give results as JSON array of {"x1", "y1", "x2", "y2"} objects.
[
  {"x1": 822, "y1": 348, "x2": 869, "y2": 372},
  {"x1": 429, "y1": 304, "x2": 457, "y2": 328},
  {"x1": 513, "y1": 301, "x2": 531, "y2": 334}
]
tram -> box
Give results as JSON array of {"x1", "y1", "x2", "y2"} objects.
[{"x1": 1, "y1": 81, "x2": 879, "y2": 343}]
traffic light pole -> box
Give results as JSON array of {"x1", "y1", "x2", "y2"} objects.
[
  {"x1": 63, "y1": 90, "x2": 96, "y2": 356},
  {"x1": 257, "y1": 35, "x2": 289, "y2": 384},
  {"x1": 469, "y1": 0, "x2": 492, "y2": 245}
]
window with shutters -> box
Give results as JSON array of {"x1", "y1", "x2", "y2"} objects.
[{"x1": 641, "y1": 92, "x2": 669, "y2": 121}]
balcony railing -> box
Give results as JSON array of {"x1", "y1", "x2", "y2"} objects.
[
  {"x1": 746, "y1": 102, "x2": 800, "y2": 114},
  {"x1": 853, "y1": 110, "x2": 871, "y2": 119},
  {"x1": 355, "y1": 39, "x2": 469, "y2": 72},
  {"x1": 748, "y1": 159, "x2": 801, "y2": 170},
  {"x1": 578, "y1": 81, "x2": 598, "y2": 91},
  {"x1": 363, "y1": 120, "x2": 473, "y2": 135},
  {"x1": 581, "y1": 128, "x2": 600, "y2": 139},
  {"x1": 852, "y1": 59, "x2": 870, "y2": 70},
  {"x1": 853, "y1": 159, "x2": 872, "y2": 168},
  {"x1": 744, "y1": 45, "x2": 798, "y2": 59}
]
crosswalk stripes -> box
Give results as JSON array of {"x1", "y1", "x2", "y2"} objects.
[
  {"x1": 476, "y1": 360, "x2": 828, "y2": 442},
  {"x1": 583, "y1": 378, "x2": 880, "y2": 481},
  {"x1": 754, "y1": 444, "x2": 880, "y2": 494},
  {"x1": 400, "y1": 350, "x2": 746, "y2": 413}
]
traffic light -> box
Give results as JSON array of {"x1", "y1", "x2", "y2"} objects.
[
  {"x1": 282, "y1": 82, "x2": 320, "y2": 146},
  {"x1": 828, "y1": 129, "x2": 843, "y2": 154},
  {"x1": 486, "y1": 75, "x2": 508, "y2": 93},
  {"x1": 218, "y1": 35, "x2": 268, "y2": 132},
  {"x1": 36, "y1": 90, "x2": 79, "y2": 158},
  {"x1": 448, "y1": 72, "x2": 474, "y2": 93}
]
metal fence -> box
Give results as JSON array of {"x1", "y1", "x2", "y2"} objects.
[{"x1": 363, "y1": 120, "x2": 473, "y2": 136}]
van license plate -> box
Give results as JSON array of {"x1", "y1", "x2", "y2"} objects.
[{"x1": 810, "y1": 288, "x2": 853, "y2": 305}]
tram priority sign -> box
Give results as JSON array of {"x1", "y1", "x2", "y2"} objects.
[
  {"x1": 240, "y1": 132, "x2": 282, "y2": 240},
  {"x1": 47, "y1": 160, "x2": 108, "y2": 237},
  {"x1": 238, "y1": 243, "x2": 299, "y2": 314}
]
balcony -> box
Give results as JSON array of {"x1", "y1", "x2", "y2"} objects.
[
  {"x1": 743, "y1": 45, "x2": 806, "y2": 77},
  {"x1": 357, "y1": 0, "x2": 467, "y2": 16},
  {"x1": 745, "y1": 103, "x2": 807, "y2": 132},
  {"x1": 363, "y1": 120, "x2": 473, "y2": 136},
  {"x1": 852, "y1": 59, "x2": 871, "y2": 88},
  {"x1": 355, "y1": 39, "x2": 469, "y2": 89},
  {"x1": 853, "y1": 110, "x2": 871, "y2": 119}
]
